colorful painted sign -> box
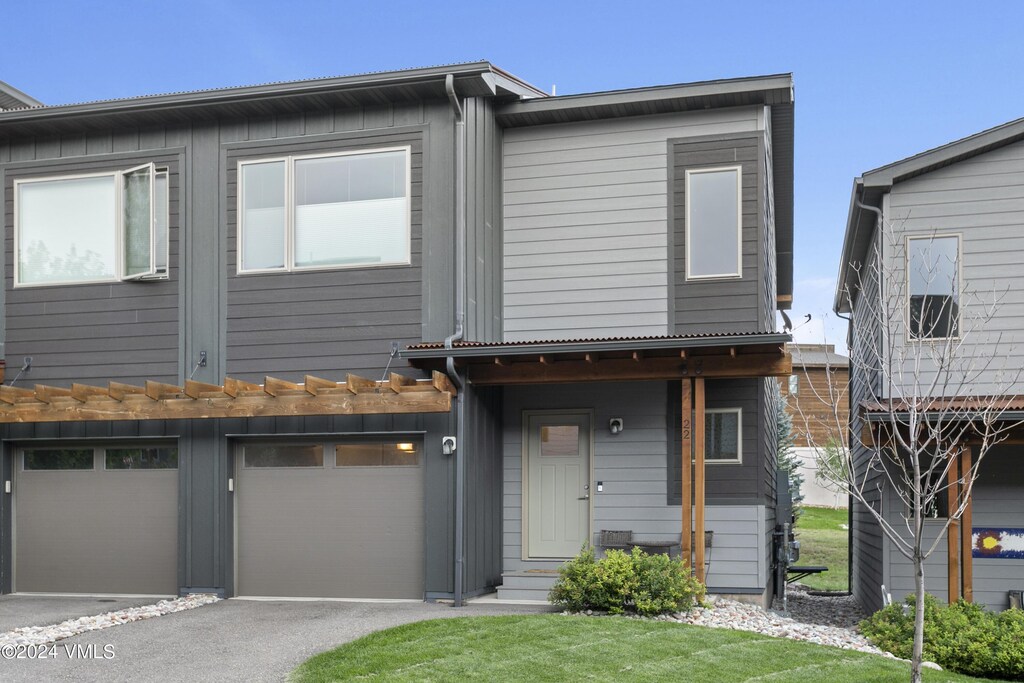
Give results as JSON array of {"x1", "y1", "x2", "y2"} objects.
[{"x1": 973, "y1": 528, "x2": 1024, "y2": 559}]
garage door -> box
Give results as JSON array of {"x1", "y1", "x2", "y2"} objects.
[
  {"x1": 15, "y1": 446, "x2": 178, "y2": 595},
  {"x1": 235, "y1": 439, "x2": 424, "y2": 599}
]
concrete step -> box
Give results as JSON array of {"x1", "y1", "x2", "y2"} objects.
[{"x1": 496, "y1": 571, "x2": 559, "y2": 602}]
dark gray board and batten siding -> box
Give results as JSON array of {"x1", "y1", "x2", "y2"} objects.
[
  {"x1": 2, "y1": 150, "x2": 183, "y2": 386},
  {"x1": 224, "y1": 129, "x2": 426, "y2": 382},
  {"x1": 670, "y1": 132, "x2": 768, "y2": 336},
  {"x1": 0, "y1": 98, "x2": 464, "y2": 599}
]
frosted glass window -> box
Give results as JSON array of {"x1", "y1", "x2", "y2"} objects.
[
  {"x1": 154, "y1": 170, "x2": 169, "y2": 273},
  {"x1": 240, "y1": 161, "x2": 286, "y2": 270},
  {"x1": 124, "y1": 165, "x2": 153, "y2": 278},
  {"x1": 17, "y1": 176, "x2": 117, "y2": 284},
  {"x1": 238, "y1": 148, "x2": 410, "y2": 273},
  {"x1": 705, "y1": 410, "x2": 741, "y2": 462},
  {"x1": 541, "y1": 426, "x2": 579, "y2": 456},
  {"x1": 908, "y1": 236, "x2": 960, "y2": 339},
  {"x1": 686, "y1": 167, "x2": 741, "y2": 279}
]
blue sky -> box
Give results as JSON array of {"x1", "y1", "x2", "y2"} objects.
[{"x1": 7, "y1": 1, "x2": 1024, "y2": 351}]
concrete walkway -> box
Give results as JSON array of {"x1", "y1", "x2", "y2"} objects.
[{"x1": 2, "y1": 597, "x2": 556, "y2": 682}]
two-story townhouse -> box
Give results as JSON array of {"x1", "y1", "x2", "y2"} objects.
[
  {"x1": 0, "y1": 64, "x2": 794, "y2": 607},
  {"x1": 837, "y1": 118, "x2": 1024, "y2": 613}
]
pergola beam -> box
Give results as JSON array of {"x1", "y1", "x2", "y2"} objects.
[{"x1": 0, "y1": 371, "x2": 454, "y2": 423}]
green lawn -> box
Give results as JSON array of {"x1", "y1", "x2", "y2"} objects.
[
  {"x1": 795, "y1": 505, "x2": 849, "y2": 592},
  {"x1": 292, "y1": 615, "x2": 985, "y2": 682}
]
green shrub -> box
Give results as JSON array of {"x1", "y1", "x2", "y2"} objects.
[
  {"x1": 861, "y1": 593, "x2": 1024, "y2": 681},
  {"x1": 549, "y1": 546, "x2": 705, "y2": 616}
]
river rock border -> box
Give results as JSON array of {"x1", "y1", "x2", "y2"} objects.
[{"x1": 0, "y1": 594, "x2": 220, "y2": 647}]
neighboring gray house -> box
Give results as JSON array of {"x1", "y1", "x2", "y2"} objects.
[
  {"x1": 0, "y1": 64, "x2": 794, "y2": 606},
  {"x1": 837, "y1": 118, "x2": 1024, "y2": 613}
]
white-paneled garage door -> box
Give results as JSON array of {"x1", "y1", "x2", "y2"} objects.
[
  {"x1": 15, "y1": 445, "x2": 179, "y2": 595},
  {"x1": 234, "y1": 438, "x2": 424, "y2": 599}
]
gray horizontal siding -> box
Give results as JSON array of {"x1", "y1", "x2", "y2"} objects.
[
  {"x1": 502, "y1": 108, "x2": 762, "y2": 342},
  {"x1": 884, "y1": 138, "x2": 1024, "y2": 397},
  {"x1": 671, "y1": 133, "x2": 763, "y2": 335},
  {"x1": 224, "y1": 130, "x2": 425, "y2": 381},
  {"x1": 502, "y1": 382, "x2": 766, "y2": 592},
  {"x1": 2, "y1": 152, "x2": 182, "y2": 386}
]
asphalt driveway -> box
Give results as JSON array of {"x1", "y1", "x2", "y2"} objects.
[
  {"x1": 1, "y1": 597, "x2": 555, "y2": 682},
  {"x1": 0, "y1": 596, "x2": 157, "y2": 633}
]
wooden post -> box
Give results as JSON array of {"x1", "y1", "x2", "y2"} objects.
[
  {"x1": 681, "y1": 379, "x2": 692, "y2": 572},
  {"x1": 694, "y1": 377, "x2": 706, "y2": 583},
  {"x1": 947, "y1": 446, "x2": 960, "y2": 603},
  {"x1": 961, "y1": 444, "x2": 974, "y2": 603}
]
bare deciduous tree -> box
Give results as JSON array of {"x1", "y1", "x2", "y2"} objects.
[{"x1": 795, "y1": 220, "x2": 1022, "y2": 683}]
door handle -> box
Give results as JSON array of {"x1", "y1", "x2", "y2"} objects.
[{"x1": 577, "y1": 495, "x2": 590, "y2": 500}]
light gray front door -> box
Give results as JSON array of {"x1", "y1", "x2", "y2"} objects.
[{"x1": 525, "y1": 411, "x2": 591, "y2": 558}]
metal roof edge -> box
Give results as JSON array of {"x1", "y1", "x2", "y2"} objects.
[
  {"x1": 861, "y1": 115, "x2": 1024, "y2": 187},
  {"x1": 0, "y1": 62, "x2": 538, "y2": 122},
  {"x1": 495, "y1": 73, "x2": 793, "y2": 115},
  {"x1": 0, "y1": 80, "x2": 43, "y2": 109},
  {"x1": 403, "y1": 333, "x2": 791, "y2": 359},
  {"x1": 834, "y1": 178, "x2": 866, "y2": 314}
]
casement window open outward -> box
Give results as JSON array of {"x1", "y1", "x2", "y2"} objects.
[{"x1": 14, "y1": 164, "x2": 169, "y2": 287}]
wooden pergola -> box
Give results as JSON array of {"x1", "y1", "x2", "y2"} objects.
[
  {"x1": 406, "y1": 333, "x2": 792, "y2": 582},
  {"x1": 0, "y1": 371, "x2": 456, "y2": 423}
]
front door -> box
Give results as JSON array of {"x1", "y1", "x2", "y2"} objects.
[{"x1": 525, "y1": 411, "x2": 591, "y2": 558}]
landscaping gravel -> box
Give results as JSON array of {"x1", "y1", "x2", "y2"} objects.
[
  {"x1": 670, "y1": 584, "x2": 882, "y2": 654},
  {"x1": 0, "y1": 594, "x2": 219, "y2": 647}
]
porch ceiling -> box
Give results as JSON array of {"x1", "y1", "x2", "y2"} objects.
[
  {"x1": 0, "y1": 371, "x2": 455, "y2": 423},
  {"x1": 404, "y1": 333, "x2": 792, "y2": 385}
]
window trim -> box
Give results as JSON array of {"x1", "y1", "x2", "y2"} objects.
[
  {"x1": 236, "y1": 146, "x2": 413, "y2": 275},
  {"x1": 905, "y1": 233, "x2": 962, "y2": 342},
  {"x1": 703, "y1": 407, "x2": 743, "y2": 465},
  {"x1": 13, "y1": 167, "x2": 171, "y2": 288},
  {"x1": 684, "y1": 165, "x2": 743, "y2": 281}
]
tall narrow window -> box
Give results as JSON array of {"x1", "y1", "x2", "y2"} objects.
[
  {"x1": 705, "y1": 408, "x2": 742, "y2": 463},
  {"x1": 238, "y1": 147, "x2": 410, "y2": 274},
  {"x1": 908, "y1": 235, "x2": 960, "y2": 339},
  {"x1": 685, "y1": 166, "x2": 742, "y2": 280}
]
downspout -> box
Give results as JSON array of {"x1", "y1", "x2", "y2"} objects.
[
  {"x1": 444, "y1": 73, "x2": 467, "y2": 606},
  {"x1": 848, "y1": 196, "x2": 882, "y2": 598}
]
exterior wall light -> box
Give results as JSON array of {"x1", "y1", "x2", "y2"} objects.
[{"x1": 608, "y1": 418, "x2": 624, "y2": 435}]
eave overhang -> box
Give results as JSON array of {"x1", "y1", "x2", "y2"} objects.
[
  {"x1": 405, "y1": 333, "x2": 792, "y2": 386},
  {"x1": 0, "y1": 62, "x2": 547, "y2": 139}
]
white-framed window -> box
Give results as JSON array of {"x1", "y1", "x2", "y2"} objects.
[
  {"x1": 237, "y1": 146, "x2": 411, "y2": 274},
  {"x1": 14, "y1": 165, "x2": 169, "y2": 287},
  {"x1": 906, "y1": 234, "x2": 960, "y2": 340},
  {"x1": 788, "y1": 375, "x2": 799, "y2": 395},
  {"x1": 685, "y1": 165, "x2": 742, "y2": 280},
  {"x1": 705, "y1": 408, "x2": 742, "y2": 464}
]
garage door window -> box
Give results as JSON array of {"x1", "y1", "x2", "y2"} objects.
[
  {"x1": 335, "y1": 441, "x2": 419, "y2": 467},
  {"x1": 106, "y1": 447, "x2": 178, "y2": 470},
  {"x1": 24, "y1": 449, "x2": 94, "y2": 470},
  {"x1": 243, "y1": 444, "x2": 324, "y2": 468}
]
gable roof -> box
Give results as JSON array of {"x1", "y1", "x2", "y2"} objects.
[
  {"x1": 835, "y1": 114, "x2": 1024, "y2": 313},
  {"x1": 0, "y1": 80, "x2": 42, "y2": 110}
]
